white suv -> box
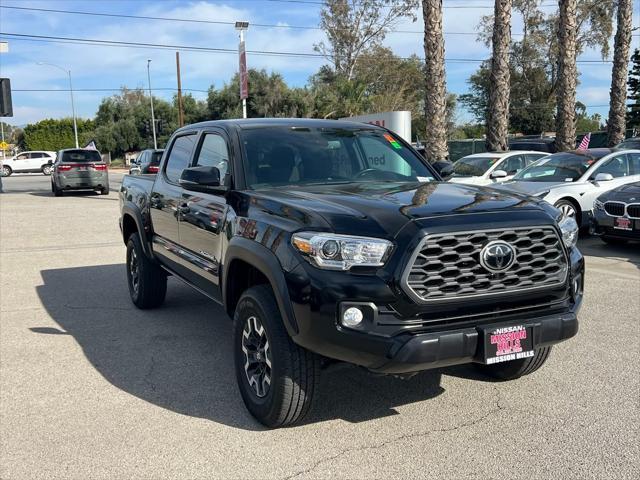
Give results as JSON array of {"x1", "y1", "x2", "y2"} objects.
[{"x1": 1, "y1": 151, "x2": 57, "y2": 177}]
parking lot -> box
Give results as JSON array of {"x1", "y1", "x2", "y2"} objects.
[{"x1": 1, "y1": 173, "x2": 638, "y2": 479}]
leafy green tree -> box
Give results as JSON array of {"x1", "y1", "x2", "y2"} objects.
[
  {"x1": 207, "y1": 69, "x2": 311, "y2": 119},
  {"x1": 315, "y1": 0, "x2": 418, "y2": 81},
  {"x1": 22, "y1": 118, "x2": 95, "y2": 151},
  {"x1": 93, "y1": 88, "x2": 179, "y2": 156},
  {"x1": 627, "y1": 49, "x2": 640, "y2": 130}
]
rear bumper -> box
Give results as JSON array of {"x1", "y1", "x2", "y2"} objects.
[{"x1": 55, "y1": 175, "x2": 108, "y2": 190}]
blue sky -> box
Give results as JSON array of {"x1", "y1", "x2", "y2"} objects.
[{"x1": 0, "y1": 0, "x2": 638, "y2": 126}]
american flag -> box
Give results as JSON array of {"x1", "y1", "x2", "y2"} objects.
[{"x1": 578, "y1": 132, "x2": 591, "y2": 150}]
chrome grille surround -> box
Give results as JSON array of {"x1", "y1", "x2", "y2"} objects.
[{"x1": 401, "y1": 226, "x2": 569, "y2": 304}]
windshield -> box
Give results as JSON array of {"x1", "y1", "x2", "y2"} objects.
[
  {"x1": 240, "y1": 126, "x2": 436, "y2": 188},
  {"x1": 60, "y1": 150, "x2": 102, "y2": 163},
  {"x1": 452, "y1": 156, "x2": 501, "y2": 177},
  {"x1": 150, "y1": 151, "x2": 163, "y2": 165},
  {"x1": 513, "y1": 152, "x2": 596, "y2": 182}
]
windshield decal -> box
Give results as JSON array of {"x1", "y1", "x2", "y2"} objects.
[{"x1": 383, "y1": 133, "x2": 402, "y2": 150}]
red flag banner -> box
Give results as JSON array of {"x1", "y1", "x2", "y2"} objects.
[{"x1": 239, "y1": 41, "x2": 248, "y2": 100}]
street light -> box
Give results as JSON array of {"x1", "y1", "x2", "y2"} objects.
[
  {"x1": 37, "y1": 62, "x2": 79, "y2": 148},
  {"x1": 146, "y1": 59, "x2": 157, "y2": 149}
]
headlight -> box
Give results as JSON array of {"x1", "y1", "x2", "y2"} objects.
[
  {"x1": 535, "y1": 190, "x2": 550, "y2": 198},
  {"x1": 558, "y1": 216, "x2": 579, "y2": 248},
  {"x1": 594, "y1": 199, "x2": 604, "y2": 211},
  {"x1": 292, "y1": 232, "x2": 393, "y2": 270}
]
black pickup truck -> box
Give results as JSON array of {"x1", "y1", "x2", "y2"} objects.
[{"x1": 119, "y1": 118, "x2": 584, "y2": 427}]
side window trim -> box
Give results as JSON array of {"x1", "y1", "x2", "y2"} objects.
[{"x1": 162, "y1": 131, "x2": 198, "y2": 185}]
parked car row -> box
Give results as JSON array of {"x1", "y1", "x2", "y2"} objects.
[{"x1": 449, "y1": 147, "x2": 640, "y2": 244}]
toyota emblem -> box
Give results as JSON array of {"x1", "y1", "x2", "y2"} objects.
[{"x1": 480, "y1": 240, "x2": 516, "y2": 273}]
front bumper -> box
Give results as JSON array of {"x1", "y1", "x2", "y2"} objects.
[
  {"x1": 288, "y1": 245, "x2": 584, "y2": 374},
  {"x1": 368, "y1": 304, "x2": 579, "y2": 373},
  {"x1": 591, "y1": 208, "x2": 640, "y2": 240}
]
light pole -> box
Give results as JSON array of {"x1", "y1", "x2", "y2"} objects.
[
  {"x1": 37, "y1": 62, "x2": 79, "y2": 148},
  {"x1": 147, "y1": 59, "x2": 158, "y2": 149},
  {"x1": 235, "y1": 21, "x2": 249, "y2": 119}
]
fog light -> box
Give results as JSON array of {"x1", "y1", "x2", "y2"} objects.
[{"x1": 342, "y1": 307, "x2": 363, "y2": 328}]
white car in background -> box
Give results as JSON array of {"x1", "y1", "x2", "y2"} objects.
[
  {"x1": 448, "y1": 151, "x2": 548, "y2": 186},
  {"x1": 494, "y1": 148, "x2": 640, "y2": 227},
  {"x1": 1, "y1": 151, "x2": 57, "y2": 177}
]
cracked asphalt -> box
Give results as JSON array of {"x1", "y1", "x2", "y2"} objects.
[{"x1": 1, "y1": 174, "x2": 639, "y2": 479}]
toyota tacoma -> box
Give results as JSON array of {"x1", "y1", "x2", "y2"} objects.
[{"x1": 119, "y1": 119, "x2": 584, "y2": 427}]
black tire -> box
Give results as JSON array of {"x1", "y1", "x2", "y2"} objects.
[
  {"x1": 1, "y1": 165, "x2": 11, "y2": 177},
  {"x1": 233, "y1": 285, "x2": 320, "y2": 428},
  {"x1": 126, "y1": 232, "x2": 167, "y2": 309},
  {"x1": 101, "y1": 186, "x2": 110, "y2": 195},
  {"x1": 475, "y1": 346, "x2": 552, "y2": 380},
  {"x1": 554, "y1": 199, "x2": 580, "y2": 224},
  {"x1": 601, "y1": 235, "x2": 628, "y2": 246},
  {"x1": 52, "y1": 181, "x2": 62, "y2": 197}
]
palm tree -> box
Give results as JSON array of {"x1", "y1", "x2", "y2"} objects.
[
  {"x1": 422, "y1": 0, "x2": 448, "y2": 161},
  {"x1": 486, "y1": 0, "x2": 512, "y2": 152},
  {"x1": 556, "y1": 0, "x2": 578, "y2": 152},
  {"x1": 607, "y1": 0, "x2": 633, "y2": 147}
]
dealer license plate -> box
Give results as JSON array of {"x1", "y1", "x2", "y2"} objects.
[
  {"x1": 483, "y1": 325, "x2": 534, "y2": 365},
  {"x1": 613, "y1": 217, "x2": 633, "y2": 231}
]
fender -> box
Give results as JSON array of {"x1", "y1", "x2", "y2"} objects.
[
  {"x1": 223, "y1": 236, "x2": 299, "y2": 336},
  {"x1": 121, "y1": 202, "x2": 155, "y2": 259}
]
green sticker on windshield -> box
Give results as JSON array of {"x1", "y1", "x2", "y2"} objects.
[{"x1": 384, "y1": 133, "x2": 402, "y2": 150}]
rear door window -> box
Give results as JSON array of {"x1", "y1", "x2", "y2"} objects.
[{"x1": 165, "y1": 134, "x2": 196, "y2": 183}]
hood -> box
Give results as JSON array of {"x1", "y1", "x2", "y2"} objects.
[
  {"x1": 494, "y1": 180, "x2": 566, "y2": 196},
  {"x1": 599, "y1": 181, "x2": 640, "y2": 202},
  {"x1": 248, "y1": 181, "x2": 544, "y2": 238}
]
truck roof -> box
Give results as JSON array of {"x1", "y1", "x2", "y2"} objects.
[{"x1": 177, "y1": 117, "x2": 385, "y2": 133}]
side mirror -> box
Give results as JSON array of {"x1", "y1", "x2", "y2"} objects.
[
  {"x1": 433, "y1": 162, "x2": 454, "y2": 178},
  {"x1": 490, "y1": 169, "x2": 508, "y2": 179},
  {"x1": 594, "y1": 173, "x2": 614, "y2": 182},
  {"x1": 179, "y1": 166, "x2": 225, "y2": 193}
]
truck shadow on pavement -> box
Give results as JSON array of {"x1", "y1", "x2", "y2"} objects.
[{"x1": 36, "y1": 264, "x2": 445, "y2": 430}]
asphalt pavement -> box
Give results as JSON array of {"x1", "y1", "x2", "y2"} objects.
[{"x1": 1, "y1": 174, "x2": 638, "y2": 479}]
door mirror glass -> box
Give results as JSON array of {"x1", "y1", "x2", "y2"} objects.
[
  {"x1": 594, "y1": 172, "x2": 614, "y2": 182},
  {"x1": 179, "y1": 166, "x2": 224, "y2": 192},
  {"x1": 433, "y1": 162, "x2": 453, "y2": 178},
  {"x1": 490, "y1": 169, "x2": 508, "y2": 179}
]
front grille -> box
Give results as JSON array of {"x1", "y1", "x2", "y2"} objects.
[
  {"x1": 604, "y1": 202, "x2": 625, "y2": 216},
  {"x1": 402, "y1": 227, "x2": 568, "y2": 303},
  {"x1": 627, "y1": 204, "x2": 640, "y2": 219}
]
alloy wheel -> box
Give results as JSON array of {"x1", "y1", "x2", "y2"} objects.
[
  {"x1": 42, "y1": 165, "x2": 53, "y2": 175},
  {"x1": 241, "y1": 315, "x2": 272, "y2": 398},
  {"x1": 557, "y1": 203, "x2": 576, "y2": 220},
  {"x1": 129, "y1": 249, "x2": 140, "y2": 296},
  {"x1": 1, "y1": 166, "x2": 10, "y2": 177}
]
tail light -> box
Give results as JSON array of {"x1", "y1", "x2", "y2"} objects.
[
  {"x1": 148, "y1": 165, "x2": 159, "y2": 173},
  {"x1": 57, "y1": 164, "x2": 72, "y2": 171},
  {"x1": 92, "y1": 163, "x2": 108, "y2": 171}
]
